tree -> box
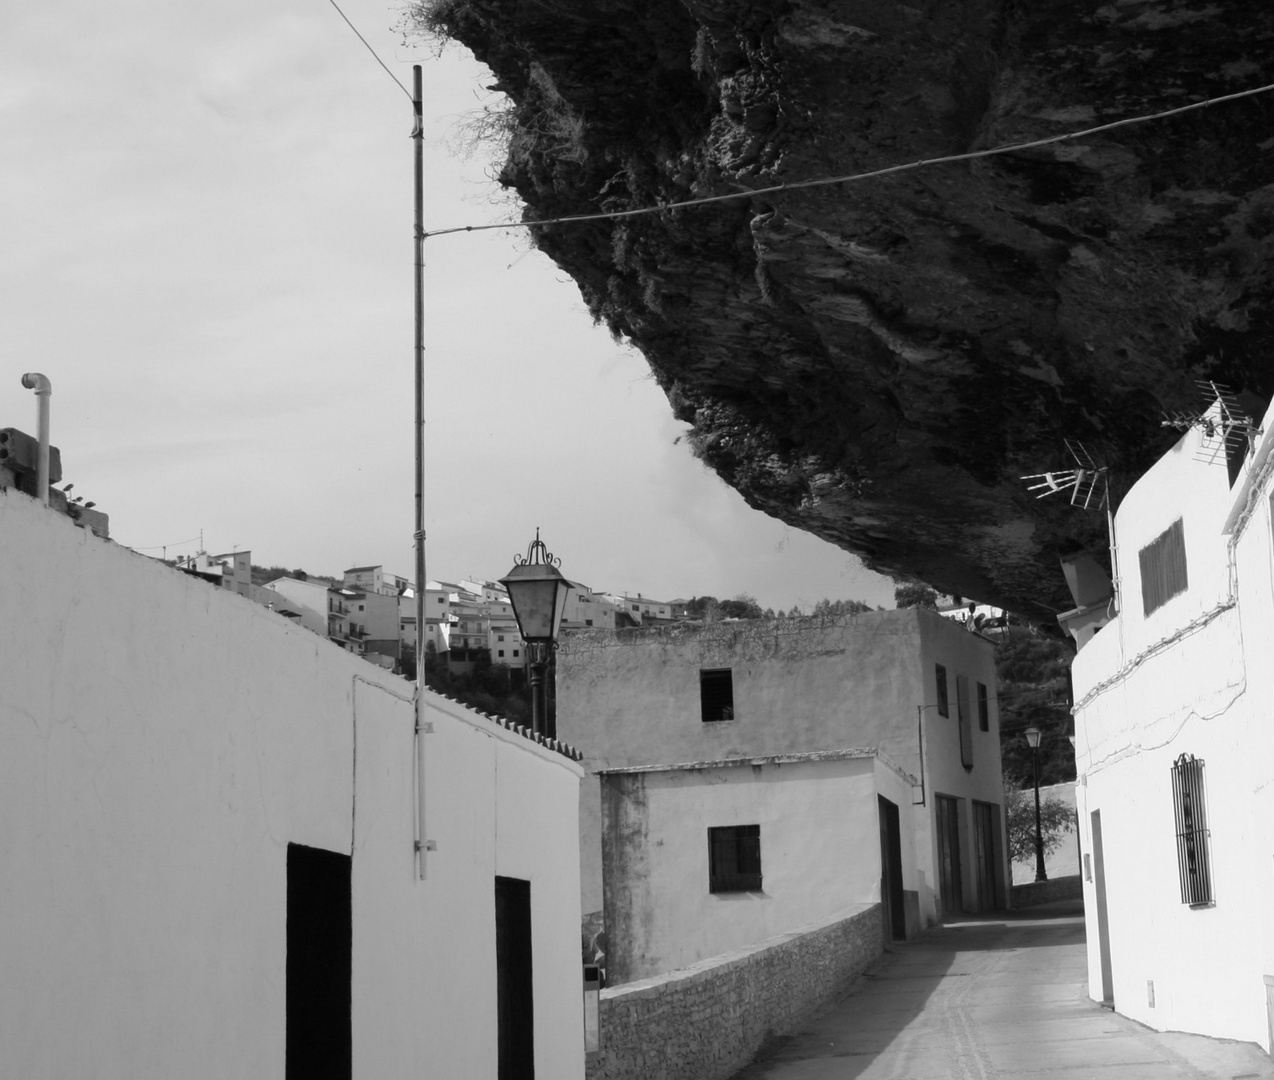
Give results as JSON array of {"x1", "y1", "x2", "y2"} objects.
[
  {"x1": 1004, "y1": 783, "x2": 1076, "y2": 865},
  {"x1": 812, "y1": 597, "x2": 873, "y2": 617},
  {"x1": 893, "y1": 580, "x2": 938, "y2": 609},
  {"x1": 719, "y1": 594, "x2": 763, "y2": 620},
  {"x1": 996, "y1": 617, "x2": 1076, "y2": 785}
]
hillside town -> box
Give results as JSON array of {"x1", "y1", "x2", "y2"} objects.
[{"x1": 6, "y1": 0, "x2": 1274, "y2": 1077}]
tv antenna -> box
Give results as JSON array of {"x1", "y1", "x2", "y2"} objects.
[
  {"x1": 1161, "y1": 380, "x2": 1262, "y2": 468},
  {"x1": 1021, "y1": 439, "x2": 1108, "y2": 511}
]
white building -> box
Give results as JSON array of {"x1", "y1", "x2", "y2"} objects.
[
  {"x1": 598, "y1": 749, "x2": 918, "y2": 983},
  {"x1": 1070, "y1": 394, "x2": 1274, "y2": 1053},
  {"x1": 0, "y1": 486, "x2": 586, "y2": 1079},
  {"x1": 558, "y1": 609, "x2": 1009, "y2": 954}
]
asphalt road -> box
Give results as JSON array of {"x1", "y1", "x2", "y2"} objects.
[{"x1": 731, "y1": 901, "x2": 1274, "y2": 1079}]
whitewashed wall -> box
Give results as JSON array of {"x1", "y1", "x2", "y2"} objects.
[
  {"x1": 0, "y1": 488, "x2": 584, "y2": 1079},
  {"x1": 601, "y1": 753, "x2": 914, "y2": 983},
  {"x1": 1072, "y1": 404, "x2": 1274, "y2": 1052}
]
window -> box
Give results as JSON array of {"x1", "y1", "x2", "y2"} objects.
[
  {"x1": 1140, "y1": 518, "x2": 1188, "y2": 616},
  {"x1": 1171, "y1": 754, "x2": 1213, "y2": 906},
  {"x1": 287, "y1": 844, "x2": 351, "y2": 1079},
  {"x1": 512, "y1": 649, "x2": 520, "y2": 658},
  {"x1": 700, "y1": 668, "x2": 734, "y2": 722},
  {"x1": 977, "y1": 682, "x2": 989, "y2": 732},
  {"x1": 585, "y1": 619, "x2": 593, "y2": 626},
  {"x1": 935, "y1": 664, "x2": 949, "y2": 717},
  {"x1": 708, "y1": 825, "x2": 762, "y2": 892},
  {"x1": 498, "y1": 650, "x2": 504, "y2": 658},
  {"x1": 497, "y1": 635, "x2": 505, "y2": 642},
  {"x1": 956, "y1": 674, "x2": 973, "y2": 770}
]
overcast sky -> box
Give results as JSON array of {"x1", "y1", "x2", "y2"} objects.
[{"x1": 1, "y1": 0, "x2": 897, "y2": 612}]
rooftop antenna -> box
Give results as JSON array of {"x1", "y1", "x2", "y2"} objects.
[
  {"x1": 1161, "y1": 380, "x2": 1263, "y2": 468},
  {"x1": 1022, "y1": 439, "x2": 1118, "y2": 614}
]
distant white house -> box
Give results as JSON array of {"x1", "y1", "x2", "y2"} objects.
[
  {"x1": 598, "y1": 749, "x2": 919, "y2": 984},
  {"x1": 1070, "y1": 393, "x2": 1274, "y2": 1053},
  {"x1": 0, "y1": 486, "x2": 586, "y2": 1079},
  {"x1": 558, "y1": 609, "x2": 1010, "y2": 960}
]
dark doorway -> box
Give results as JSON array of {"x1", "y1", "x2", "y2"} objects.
[
  {"x1": 286, "y1": 843, "x2": 352, "y2": 1080},
  {"x1": 878, "y1": 795, "x2": 906, "y2": 940},
  {"x1": 1090, "y1": 810, "x2": 1114, "y2": 1005},
  {"x1": 495, "y1": 876, "x2": 535, "y2": 1080},
  {"x1": 972, "y1": 801, "x2": 1000, "y2": 913},
  {"x1": 936, "y1": 795, "x2": 963, "y2": 919}
]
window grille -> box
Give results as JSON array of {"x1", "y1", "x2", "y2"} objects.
[
  {"x1": 700, "y1": 668, "x2": 734, "y2": 722},
  {"x1": 935, "y1": 664, "x2": 949, "y2": 717},
  {"x1": 708, "y1": 825, "x2": 762, "y2": 892},
  {"x1": 1171, "y1": 754, "x2": 1214, "y2": 906},
  {"x1": 1140, "y1": 519, "x2": 1188, "y2": 616}
]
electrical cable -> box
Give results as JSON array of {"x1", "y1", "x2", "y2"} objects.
[
  {"x1": 423, "y1": 80, "x2": 1274, "y2": 240},
  {"x1": 327, "y1": 0, "x2": 413, "y2": 102}
]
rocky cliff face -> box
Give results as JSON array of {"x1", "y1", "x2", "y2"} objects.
[{"x1": 421, "y1": 0, "x2": 1274, "y2": 621}]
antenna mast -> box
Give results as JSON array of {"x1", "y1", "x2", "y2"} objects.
[{"x1": 412, "y1": 64, "x2": 430, "y2": 879}]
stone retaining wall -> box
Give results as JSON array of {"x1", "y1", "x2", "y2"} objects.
[
  {"x1": 1011, "y1": 874, "x2": 1083, "y2": 908},
  {"x1": 586, "y1": 904, "x2": 882, "y2": 1080}
]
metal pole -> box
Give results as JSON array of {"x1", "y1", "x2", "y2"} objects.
[
  {"x1": 528, "y1": 650, "x2": 544, "y2": 738},
  {"x1": 1032, "y1": 744, "x2": 1047, "y2": 882},
  {"x1": 20, "y1": 373, "x2": 51, "y2": 505},
  {"x1": 412, "y1": 64, "x2": 430, "y2": 880}
]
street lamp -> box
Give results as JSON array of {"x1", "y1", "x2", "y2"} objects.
[
  {"x1": 500, "y1": 530, "x2": 572, "y2": 739},
  {"x1": 1024, "y1": 726, "x2": 1047, "y2": 882}
]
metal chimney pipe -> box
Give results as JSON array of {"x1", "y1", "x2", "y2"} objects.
[{"x1": 19, "y1": 372, "x2": 51, "y2": 506}]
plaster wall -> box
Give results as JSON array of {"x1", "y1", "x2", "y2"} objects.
[
  {"x1": 561, "y1": 610, "x2": 1006, "y2": 926},
  {"x1": 601, "y1": 755, "x2": 909, "y2": 984},
  {"x1": 1071, "y1": 407, "x2": 1274, "y2": 1052},
  {"x1": 0, "y1": 489, "x2": 584, "y2": 1079},
  {"x1": 264, "y1": 575, "x2": 331, "y2": 636}
]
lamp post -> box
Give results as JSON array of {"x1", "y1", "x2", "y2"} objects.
[
  {"x1": 1024, "y1": 726, "x2": 1047, "y2": 882},
  {"x1": 500, "y1": 530, "x2": 572, "y2": 739}
]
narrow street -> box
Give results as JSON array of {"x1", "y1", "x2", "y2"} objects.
[{"x1": 732, "y1": 901, "x2": 1274, "y2": 1080}]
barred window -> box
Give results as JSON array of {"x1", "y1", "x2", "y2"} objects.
[
  {"x1": 1171, "y1": 754, "x2": 1214, "y2": 907},
  {"x1": 708, "y1": 825, "x2": 762, "y2": 892},
  {"x1": 1140, "y1": 519, "x2": 1188, "y2": 616}
]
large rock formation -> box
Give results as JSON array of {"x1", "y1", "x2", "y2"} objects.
[{"x1": 421, "y1": 0, "x2": 1274, "y2": 621}]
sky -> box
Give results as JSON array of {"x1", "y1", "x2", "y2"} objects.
[{"x1": 0, "y1": 0, "x2": 897, "y2": 613}]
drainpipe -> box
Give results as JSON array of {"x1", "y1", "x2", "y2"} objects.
[{"x1": 20, "y1": 373, "x2": 51, "y2": 505}]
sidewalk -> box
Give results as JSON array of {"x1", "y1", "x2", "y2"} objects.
[{"x1": 731, "y1": 900, "x2": 1274, "y2": 1079}]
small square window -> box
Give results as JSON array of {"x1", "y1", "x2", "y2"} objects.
[
  {"x1": 708, "y1": 825, "x2": 762, "y2": 893},
  {"x1": 977, "y1": 682, "x2": 989, "y2": 732},
  {"x1": 935, "y1": 664, "x2": 949, "y2": 717},
  {"x1": 585, "y1": 619, "x2": 593, "y2": 626},
  {"x1": 498, "y1": 650, "x2": 504, "y2": 657},
  {"x1": 700, "y1": 669, "x2": 734, "y2": 722},
  {"x1": 512, "y1": 649, "x2": 520, "y2": 658}
]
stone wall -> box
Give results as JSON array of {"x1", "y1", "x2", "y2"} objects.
[
  {"x1": 1011, "y1": 875, "x2": 1083, "y2": 908},
  {"x1": 587, "y1": 905, "x2": 882, "y2": 1080}
]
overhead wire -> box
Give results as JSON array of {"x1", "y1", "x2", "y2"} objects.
[
  {"x1": 327, "y1": 0, "x2": 413, "y2": 102},
  {"x1": 423, "y1": 80, "x2": 1274, "y2": 240}
]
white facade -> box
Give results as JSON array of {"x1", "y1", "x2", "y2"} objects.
[
  {"x1": 0, "y1": 489, "x2": 585, "y2": 1079},
  {"x1": 1072, "y1": 396, "x2": 1274, "y2": 1052},
  {"x1": 262, "y1": 574, "x2": 331, "y2": 637},
  {"x1": 599, "y1": 751, "x2": 918, "y2": 983}
]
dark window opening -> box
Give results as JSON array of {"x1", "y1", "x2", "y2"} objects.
[
  {"x1": 1171, "y1": 755, "x2": 1214, "y2": 907},
  {"x1": 700, "y1": 668, "x2": 734, "y2": 722},
  {"x1": 977, "y1": 682, "x2": 989, "y2": 732},
  {"x1": 956, "y1": 674, "x2": 974, "y2": 770},
  {"x1": 495, "y1": 876, "x2": 535, "y2": 1080},
  {"x1": 708, "y1": 825, "x2": 762, "y2": 892},
  {"x1": 1140, "y1": 518, "x2": 1188, "y2": 616},
  {"x1": 286, "y1": 843, "x2": 351, "y2": 1080},
  {"x1": 935, "y1": 664, "x2": 949, "y2": 717}
]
